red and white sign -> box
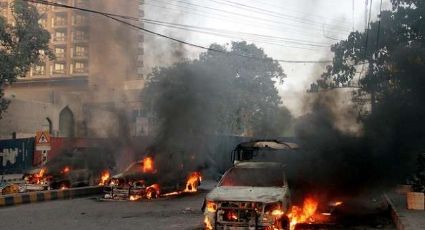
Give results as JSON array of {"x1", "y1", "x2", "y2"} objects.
[{"x1": 35, "y1": 131, "x2": 51, "y2": 151}]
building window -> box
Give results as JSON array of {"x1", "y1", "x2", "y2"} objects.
[
  {"x1": 55, "y1": 47, "x2": 65, "y2": 58},
  {"x1": 39, "y1": 17, "x2": 47, "y2": 28},
  {"x1": 73, "y1": 14, "x2": 87, "y2": 25},
  {"x1": 33, "y1": 64, "x2": 46, "y2": 75},
  {"x1": 73, "y1": 61, "x2": 87, "y2": 73},
  {"x1": 74, "y1": 45, "x2": 87, "y2": 57},
  {"x1": 54, "y1": 63, "x2": 65, "y2": 74},
  {"x1": 54, "y1": 31, "x2": 66, "y2": 42},
  {"x1": 73, "y1": 30, "x2": 87, "y2": 41},
  {"x1": 53, "y1": 15, "x2": 67, "y2": 27}
]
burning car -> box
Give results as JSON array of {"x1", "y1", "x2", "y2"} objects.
[
  {"x1": 22, "y1": 147, "x2": 112, "y2": 191},
  {"x1": 203, "y1": 162, "x2": 291, "y2": 230},
  {"x1": 103, "y1": 156, "x2": 202, "y2": 200}
]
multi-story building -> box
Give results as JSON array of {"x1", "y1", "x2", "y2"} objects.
[{"x1": 0, "y1": 0, "x2": 147, "y2": 139}]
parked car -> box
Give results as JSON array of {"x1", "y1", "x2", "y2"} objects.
[{"x1": 203, "y1": 162, "x2": 291, "y2": 230}]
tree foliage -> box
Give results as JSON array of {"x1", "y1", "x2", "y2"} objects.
[
  {"x1": 0, "y1": 0, "x2": 52, "y2": 117},
  {"x1": 307, "y1": 0, "x2": 425, "y2": 183},
  {"x1": 142, "y1": 41, "x2": 288, "y2": 141}
]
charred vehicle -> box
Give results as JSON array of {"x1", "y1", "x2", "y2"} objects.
[
  {"x1": 231, "y1": 140, "x2": 298, "y2": 164},
  {"x1": 203, "y1": 162, "x2": 291, "y2": 230},
  {"x1": 22, "y1": 147, "x2": 113, "y2": 191},
  {"x1": 103, "y1": 157, "x2": 202, "y2": 200}
]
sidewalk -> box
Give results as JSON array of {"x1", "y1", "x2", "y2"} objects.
[{"x1": 385, "y1": 192, "x2": 425, "y2": 230}]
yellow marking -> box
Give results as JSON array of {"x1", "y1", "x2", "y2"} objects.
[
  {"x1": 14, "y1": 195, "x2": 22, "y2": 204},
  {"x1": 30, "y1": 193, "x2": 38, "y2": 202}
]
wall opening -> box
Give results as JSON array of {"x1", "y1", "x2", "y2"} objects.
[{"x1": 59, "y1": 106, "x2": 75, "y2": 137}]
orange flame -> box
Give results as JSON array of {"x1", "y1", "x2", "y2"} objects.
[
  {"x1": 60, "y1": 184, "x2": 69, "y2": 190},
  {"x1": 61, "y1": 166, "x2": 70, "y2": 174},
  {"x1": 99, "y1": 171, "x2": 110, "y2": 186},
  {"x1": 287, "y1": 197, "x2": 319, "y2": 230},
  {"x1": 204, "y1": 216, "x2": 213, "y2": 230},
  {"x1": 184, "y1": 172, "x2": 202, "y2": 192},
  {"x1": 129, "y1": 195, "x2": 142, "y2": 201},
  {"x1": 142, "y1": 157, "x2": 155, "y2": 173},
  {"x1": 33, "y1": 168, "x2": 47, "y2": 184},
  {"x1": 39, "y1": 168, "x2": 46, "y2": 177}
]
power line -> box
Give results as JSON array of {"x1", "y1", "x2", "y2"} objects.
[
  {"x1": 139, "y1": 19, "x2": 332, "y2": 47},
  {"x1": 364, "y1": 0, "x2": 373, "y2": 55},
  {"x1": 202, "y1": 0, "x2": 352, "y2": 31},
  {"x1": 144, "y1": 1, "x2": 344, "y2": 42},
  {"x1": 244, "y1": 0, "x2": 356, "y2": 26},
  {"x1": 376, "y1": 0, "x2": 384, "y2": 48},
  {"x1": 25, "y1": 0, "x2": 332, "y2": 64},
  {"x1": 146, "y1": 0, "x2": 351, "y2": 34},
  {"x1": 140, "y1": 19, "x2": 326, "y2": 50}
]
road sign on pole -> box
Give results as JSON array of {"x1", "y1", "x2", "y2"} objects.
[{"x1": 35, "y1": 131, "x2": 51, "y2": 151}]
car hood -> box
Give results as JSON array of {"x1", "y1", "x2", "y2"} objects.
[{"x1": 206, "y1": 186, "x2": 288, "y2": 203}]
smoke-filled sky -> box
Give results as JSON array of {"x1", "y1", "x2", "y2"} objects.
[{"x1": 143, "y1": 0, "x2": 392, "y2": 116}]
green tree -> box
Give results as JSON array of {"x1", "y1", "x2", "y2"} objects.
[
  {"x1": 142, "y1": 41, "x2": 287, "y2": 143},
  {"x1": 0, "y1": 0, "x2": 52, "y2": 118}
]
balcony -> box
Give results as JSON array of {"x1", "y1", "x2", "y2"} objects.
[
  {"x1": 53, "y1": 19, "x2": 67, "y2": 28},
  {"x1": 32, "y1": 66, "x2": 46, "y2": 76},
  {"x1": 73, "y1": 32, "x2": 89, "y2": 43},
  {"x1": 73, "y1": 67, "x2": 88, "y2": 74},
  {"x1": 53, "y1": 36, "x2": 67, "y2": 44},
  {"x1": 73, "y1": 51, "x2": 88, "y2": 59},
  {"x1": 55, "y1": 52, "x2": 66, "y2": 60},
  {"x1": 72, "y1": 14, "x2": 89, "y2": 27}
]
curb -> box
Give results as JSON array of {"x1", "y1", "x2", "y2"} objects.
[
  {"x1": 0, "y1": 186, "x2": 102, "y2": 207},
  {"x1": 384, "y1": 193, "x2": 405, "y2": 230}
]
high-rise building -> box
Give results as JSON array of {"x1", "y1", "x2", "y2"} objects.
[{"x1": 0, "y1": 0, "x2": 147, "y2": 138}]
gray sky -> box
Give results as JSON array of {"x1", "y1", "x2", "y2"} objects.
[{"x1": 143, "y1": 0, "x2": 392, "y2": 116}]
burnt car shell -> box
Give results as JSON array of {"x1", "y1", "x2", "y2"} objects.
[
  {"x1": 103, "y1": 160, "x2": 190, "y2": 200},
  {"x1": 203, "y1": 162, "x2": 291, "y2": 230}
]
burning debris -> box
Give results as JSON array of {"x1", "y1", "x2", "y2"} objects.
[
  {"x1": 98, "y1": 171, "x2": 110, "y2": 186},
  {"x1": 287, "y1": 197, "x2": 319, "y2": 230}
]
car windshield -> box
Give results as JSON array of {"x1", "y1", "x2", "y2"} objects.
[{"x1": 219, "y1": 167, "x2": 284, "y2": 187}]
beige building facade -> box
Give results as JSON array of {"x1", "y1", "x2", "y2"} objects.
[{"x1": 0, "y1": 0, "x2": 147, "y2": 139}]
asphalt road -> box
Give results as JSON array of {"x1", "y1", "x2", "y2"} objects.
[{"x1": 0, "y1": 182, "x2": 395, "y2": 230}]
